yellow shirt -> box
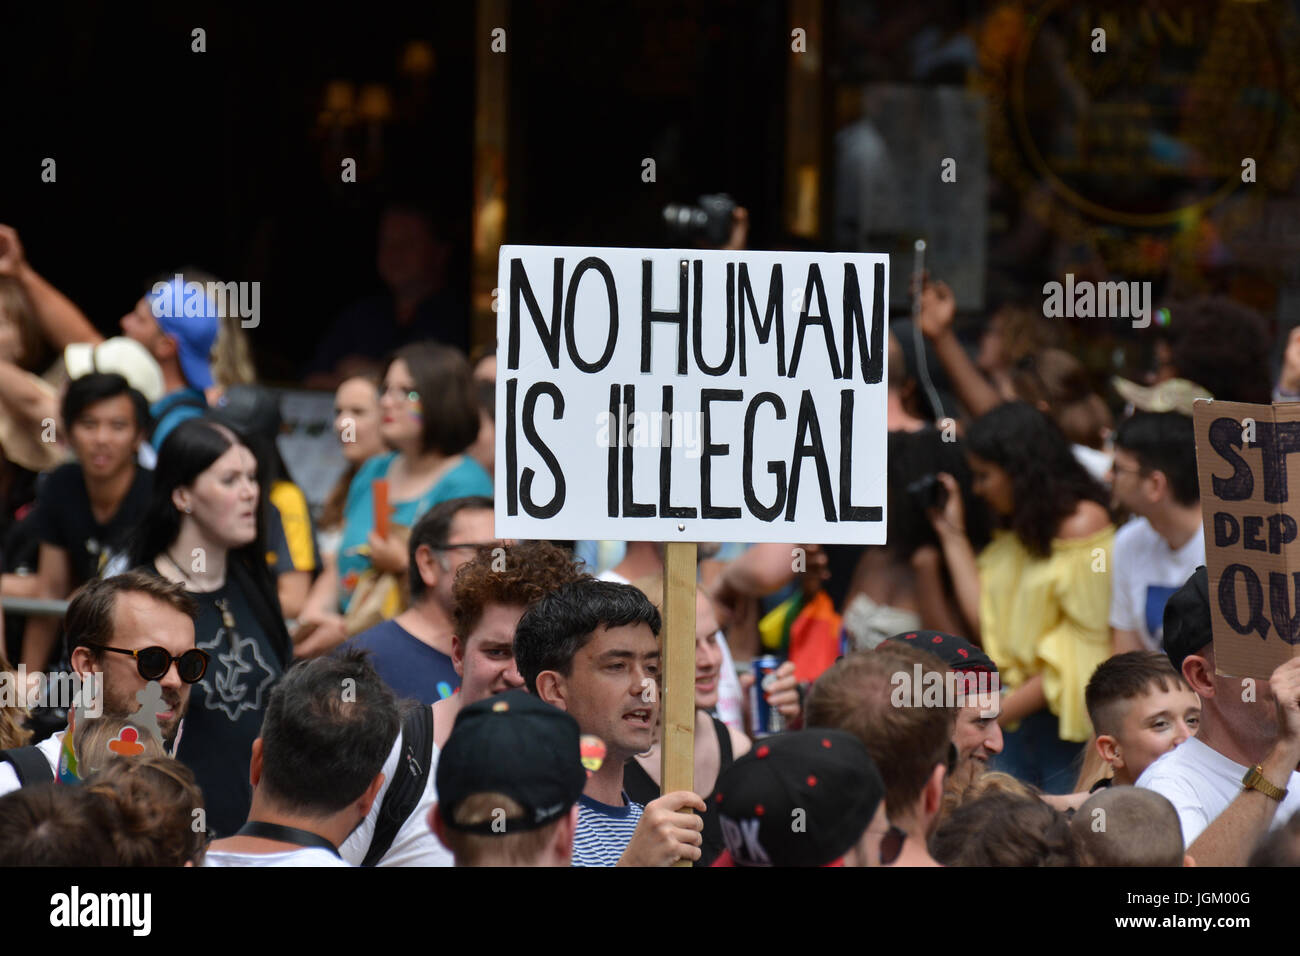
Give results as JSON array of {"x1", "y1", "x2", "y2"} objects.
[{"x1": 977, "y1": 525, "x2": 1114, "y2": 743}]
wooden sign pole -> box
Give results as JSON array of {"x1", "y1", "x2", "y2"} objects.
[{"x1": 661, "y1": 540, "x2": 697, "y2": 868}]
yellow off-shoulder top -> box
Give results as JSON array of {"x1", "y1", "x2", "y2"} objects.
[{"x1": 976, "y1": 525, "x2": 1114, "y2": 743}]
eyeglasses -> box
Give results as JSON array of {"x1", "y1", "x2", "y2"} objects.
[
  {"x1": 82, "y1": 643, "x2": 210, "y2": 684},
  {"x1": 436, "y1": 542, "x2": 500, "y2": 553},
  {"x1": 381, "y1": 384, "x2": 421, "y2": 403}
]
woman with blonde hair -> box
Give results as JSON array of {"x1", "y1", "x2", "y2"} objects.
[{"x1": 0, "y1": 648, "x2": 32, "y2": 752}]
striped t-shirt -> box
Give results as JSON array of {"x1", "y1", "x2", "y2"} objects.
[{"x1": 572, "y1": 792, "x2": 643, "y2": 867}]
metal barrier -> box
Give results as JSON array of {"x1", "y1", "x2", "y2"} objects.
[{"x1": 2, "y1": 597, "x2": 70, "y2": 617}]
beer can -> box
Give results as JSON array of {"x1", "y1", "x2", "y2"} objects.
[{"x1": 750, "y1": 655, "x2": 785, "y2": 737}]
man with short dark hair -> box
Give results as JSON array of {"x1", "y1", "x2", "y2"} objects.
[
  {"x1": 13, "y1": 373, "x2": 153, "y2": 672},
  {"x1": 1138, "y1": 567, "x2": 1300, "y2": 866},
  {"x1": 342, "y1": 495, "x2": 496, "y2": 705},
  {"x1": 806, "y1": 643, "x2": 955, "y2": 866},
  {"x1": 204, "y1": 650, "x2": 400, "y2": 866},
  {"x1": 514, "y1": 579, "x2": 706, "y2": 867},
  {"x1": 1108, "y1": 411, "x2": 1205, "y2": 655},
  {"x1": 0, "y1": 573, "x2": 202, "y2": 793},
  {"x1": 430, "y1": 689, "x2": 585, "y2": 866}
]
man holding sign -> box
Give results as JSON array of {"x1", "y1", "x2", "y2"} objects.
[
  {"x1": 1137, "y1": 400, "x2": 1300, "y2": 865},
  {"x1": 514, "y1": 579, "x2": 707, "y2": 867}
]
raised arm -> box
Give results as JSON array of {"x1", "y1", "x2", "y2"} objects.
[
  {"x1": 918, "y1": 279, "x2": 1002, "y2": 418},
  {"x1": 0, "y1": 225, "x2": 103, "y2": 351},
  {"x1": 927, "y1": 473, "x2": 981, "y2": 641}
]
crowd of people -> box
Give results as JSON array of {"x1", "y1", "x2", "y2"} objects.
[{"x1": 3, "y1": 212, "x2": 1300, "y2": 869}]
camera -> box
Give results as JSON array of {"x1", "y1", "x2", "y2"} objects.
[
  {"x1": 662, "y1": 193, "x2": 737, "y2": 248},
  {"x1": 905, "y1": 473, "x2": 948, "y2": 513}
]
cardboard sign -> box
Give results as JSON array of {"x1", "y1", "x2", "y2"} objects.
[
  {"x1": 1194, "y1": 399, "x2": 1300, "y2": 678},
  {"x1": 494, "y1": 246, "x2": 891, "y2": 544}
]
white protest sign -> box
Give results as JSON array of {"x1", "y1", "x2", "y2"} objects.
[{"x1": 495, "y1": 246, "x2": 889, "y2": 544}]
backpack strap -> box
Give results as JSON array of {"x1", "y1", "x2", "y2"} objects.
[
  {"x1": 0, "y1": 746, "x2": 55, "y2": 786},
  {"x1": 362, "y1": 703, "x2": 434, "y2": 867}
]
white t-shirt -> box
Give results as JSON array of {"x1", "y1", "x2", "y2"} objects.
[
  {"x1": 202, "y1": 847, "x2": 349, "y2": 867},
  {"x1": 1109, "y1": 517, "x2": 1205, "y2": 652},
  {"x1": 598, "y1": 569, "x2": 630, "y2": 585},
  {"x1": 0, "y1": 732, "x2": 63, "y2": 796},
  {"x1": 338, "y1": 730, "x2": 451, "y2": 867},
  {"x1": 1136, "y1": 736, "x2": 1300, "y2": 847}
]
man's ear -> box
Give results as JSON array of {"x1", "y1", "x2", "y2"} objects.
[
  {"x1": 70, "y1": 646, "x2": 96, "y2": 680},
  {"x1": 414, "y1": 544, "x2": 440, "y2": 592},
  {"x1": 451, "y1": 634, "x2": 466, "y2": 675},
  {"x1": 1145, "y1": 468, "x2": 1169, "y2": 505},
  {"x1": 554, "y1": 804, "x2": 579, "y2": 866},
  {"x1": 923, "y1": 763, "x2": 946, "y2": 822},
  {"x1": 535, "y1": 671, "x2": 567, "y2": 711},
  {"x1": 357, "y1": 771, "x2": 386, "y2": 818},
  {"x1": 250, "y1": 738, "x2": 264, "y2": 787},
  {"x1": 1096, "y1": 734, "x2": 1123, "y2": 769},
  {"x1": 1182, "y1": 654, "x2": 1216, "y2": 698}
]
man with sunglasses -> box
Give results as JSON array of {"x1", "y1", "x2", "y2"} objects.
[
  {"x1": 0, "y1": 573, "x2": 202, "y2": 792},
  {"x1": 342, "y1": 496, "x2": 499, "y2": 705}
]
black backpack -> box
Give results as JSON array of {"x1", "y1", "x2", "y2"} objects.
[
  {"x1": 0, "y1": 745, "x2": 55, "y2": 786},
  {"x1": 361, "y1": 702, "x2": 434, "y2": 867}
]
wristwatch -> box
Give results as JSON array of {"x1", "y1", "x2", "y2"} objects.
[{"x1": 1242, "y1": 764, "x2": 1287, "y2": 801}]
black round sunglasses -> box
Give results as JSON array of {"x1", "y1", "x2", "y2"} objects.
[{"x1": 82, "y1": 643, "x2": 210, "y2": 684}]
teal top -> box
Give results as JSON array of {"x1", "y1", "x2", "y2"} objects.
[{"x1": 335, "y1": 452, "x2": 492, "y2": 613}]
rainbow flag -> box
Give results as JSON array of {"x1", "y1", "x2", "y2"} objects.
[{"x1": 56, "y1": 708, "x2": 79, "y2": 784}]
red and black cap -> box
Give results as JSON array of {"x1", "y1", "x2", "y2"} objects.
[
  {"x1": 887, "y1": 630, "x2": 997, "y2": 675},
  {"x1": 714, "y1": 729, "x2": 884, "y2": 867}
]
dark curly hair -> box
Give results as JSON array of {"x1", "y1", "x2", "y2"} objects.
[
  {"x1": 930, "y1": 792, "x2": 1078, "y2": 866},
  {"x1": 451, "y1": 540, "x2": 590, "y2": 639},
  {"x1": 967, "y1": 402, "x2": 1108, "y2": 557},
  {"x1": 1168, "y1": 297, "x2": 1272, "y2": 404}
]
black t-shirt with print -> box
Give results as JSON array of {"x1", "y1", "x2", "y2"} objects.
[
  {"x1": 173, "y1": 577, "x2": 285, "y2": 838},
  {"x1": 31, "y1": 463, "x2": 151, "y2": 587}
]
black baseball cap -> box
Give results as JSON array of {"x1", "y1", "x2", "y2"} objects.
[
  {"x1": 1162, "y1": 565, "x2": 1212, "y2": 675},
  {"x1": 436, "y1": 690, "x2": 586, "y2": 834},
  {"x1": 887, "y1": 630, "x2": 997, "y2": 674},
  {"x1": 714, "y1": 729, "x2": 885, "y2": 867}
]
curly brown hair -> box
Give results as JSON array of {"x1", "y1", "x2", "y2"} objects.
[{"x1": 452, "y1": 541, "x2": 590, "y2": 639}]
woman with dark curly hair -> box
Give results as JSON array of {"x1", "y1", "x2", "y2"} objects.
[{"x1": 928, "y1": 402, "x2": 1114, "y2": 794}]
